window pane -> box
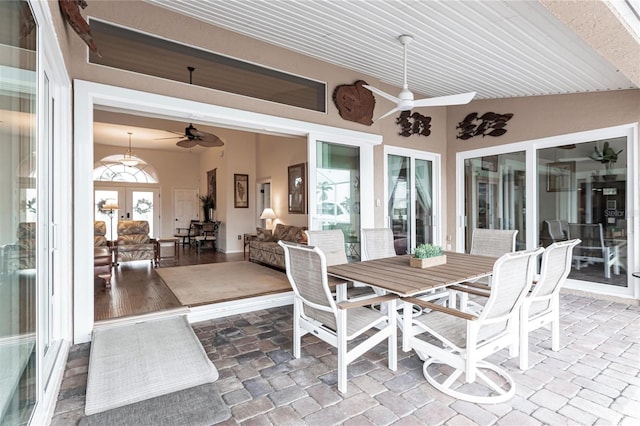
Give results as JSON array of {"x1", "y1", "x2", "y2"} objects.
[
  {"x1": 315, "y1": 142, "x2": 360, "y2": 260},
  {"x1": 464, "y1": 152, "x2": 526, "y2": 251},
  {"x1": 0, "y1": 1, "x2": 37, "y2": 423},
  {"x1": 537, "y1": 138, "x2": 628, "y2": 287}
]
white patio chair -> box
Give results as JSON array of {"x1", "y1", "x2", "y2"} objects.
[
  {"x1": 519, "y1": 239, "x2": 580, "y2": 370},
  {"x1": 568, "y1": 223, "x2": 620, "y2": 279},
  {"x1": 279, "y1": 241, "x2": 398, "y2": 393},
  {"x1": 305, "y1": 229, "x2": 376, "y2": 301},
  {"x1": 453, "y1": 228, "x2": 519, "y2": 310},
  {"x1": 402, "y1": 246, "x2": 543, "y2": 403},
  {"x1": 470, "y1": 228, "x2": 518, "y2": 257},
  {"x1": 361, "y1": 228, "x2": 397, "y2": 260}
]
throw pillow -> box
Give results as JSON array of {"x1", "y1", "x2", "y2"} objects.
[{"x1": 256, "y1": 227, "x2": 273, "y2": 242}]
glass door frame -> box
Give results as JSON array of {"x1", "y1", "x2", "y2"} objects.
[
  {"x1": 307, "y1": 133, "x2": 376, "y2": 232},
  {"x1": 383, "y1": 145, "x2": 442, "y2": 251},
  {"x1": 456, "y1": 123, "x2": 638, "y2": 300}
]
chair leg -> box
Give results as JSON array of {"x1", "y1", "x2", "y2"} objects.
[
  {"x1": 387, "y1": 298, "x2": 397, "y2": 371},
  {"x1": 551, "y1": 303, "x2": 560, "y2": 352},
  {"x1": 519, "y1": 308, "x2": 529, "y2": 370},
  {"x1": 337, "y1": 310, "x2": 348, "y2": 393},
  {"x1": 293, "y1": 301, "x2": 302, "y2": 359}
]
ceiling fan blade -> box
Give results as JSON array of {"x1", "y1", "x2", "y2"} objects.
[
  {"x1": 363, "y1": 84, "x2": 401, "y2": 104},
  {"x1": 176, "y1": 138, "x2": 198, "y2": 148},
  {"x1": 413, "y1": 92, "x2": 477, "y2": 108},
  {"x1": 375, "y1": 106, "x2": 401, "y2": 121},
  {"x1": 197, "y1": 134, "x2": 225, "y2": 147},
  {"x1": 154, "y1": 136, "x2": 181, "y2": 140}
]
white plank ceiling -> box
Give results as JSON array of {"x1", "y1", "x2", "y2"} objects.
[{"x1": 145, "y1": 0, "x2": 637, "y2": 100}]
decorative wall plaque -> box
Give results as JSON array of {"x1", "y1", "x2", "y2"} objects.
[
  {"x1": 59, "y1": 0, "x2": 101, "y2": 56},
  {"x1": 332, "y1": 80, "x2": 375, "y2": 126},
  {"x1": 396, "y1": 110, "x2": 432, "y2": 137},
  {"x1": 456, "y1": 112, "x2": 513, "y2": 140}
]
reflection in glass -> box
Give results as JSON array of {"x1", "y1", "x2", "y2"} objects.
[
  {"x1": 464, "y1": 152, "x2": 526, "y2": 251},
  {"x1": 315, "y1": 142, "x2": 360, "y2": 261},
  {"x1": 0, "y1": 1, "x2": 38, "y2": 423},
  {"x1": 537, "y1": 138, "x2": 627, "y2": 287}
]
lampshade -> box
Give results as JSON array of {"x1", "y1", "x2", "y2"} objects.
[
  {"x1": 260, "y1": 208, "x2": 277, "y2": 220},
  {"x1": 102, "y1": 199, "x2": 120, "y2": 210}
]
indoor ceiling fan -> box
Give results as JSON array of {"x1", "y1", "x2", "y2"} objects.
[
  {"x1": 363, "y1": 35, "x2": 477, "y2": 121},
  {"x1": 159, "y1": 66, "x2": 224, "y2": 148}
]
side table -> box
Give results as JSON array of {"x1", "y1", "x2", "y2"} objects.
[
  {"x1": 94, "y1": 247, "x2": 112, "y2": 288},
  {"x1": 157, "y1": 237, "x2": 179, "y2": 265},
  {"x1": 244, "y1": 234, "x2": 256, "y2": 259}
]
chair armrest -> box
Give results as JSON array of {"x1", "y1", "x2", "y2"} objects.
[
  {"x1": 449, "y1": 284, "x2": 491, "y2": 298},
  {"x1": 456, "y1": 281, "x2": 491, "y2": 292},
  {"x1": 403, "y1": 297, "x2": 478, "y2": 321},
  {"x1": 337, "y1": 294, "x2": 397, "y2": 310}
]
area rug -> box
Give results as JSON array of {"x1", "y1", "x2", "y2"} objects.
[
  {"x1": 84, "y1": 316, "x2": 219, "y2": 416},
  {"x1": 79, "y1": 382, "x2": 229, "y2": 426},
  {"x1": 156, "y1": 261, "x2": 291, "y2": 306}
]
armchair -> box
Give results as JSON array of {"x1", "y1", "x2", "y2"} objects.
[
  {"x1": 115, "y1": 220, "x2": 157, "y2": 266},
  {"x1": 94, "y1": 221, "x2": 108, "y2": 247}
]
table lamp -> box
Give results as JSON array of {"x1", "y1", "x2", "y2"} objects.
[{"x1": 259, "y1": 207, "x2": 277, "y2": 230}]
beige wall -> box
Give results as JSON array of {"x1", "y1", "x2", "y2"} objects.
[{"x1": 256, "y1": 134, "x2": 308, "y2": 229}]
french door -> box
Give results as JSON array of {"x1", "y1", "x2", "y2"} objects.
[
  {"x1": 94, "y1": 185, "x2": 160, "y2": 239},
  {"x1": 385, "y1": 147, "x2": 440, "y2": 254}
]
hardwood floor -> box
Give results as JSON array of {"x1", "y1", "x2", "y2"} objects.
[{"x1": 94, "y1": 245, "x2": 245, "y2": 321}]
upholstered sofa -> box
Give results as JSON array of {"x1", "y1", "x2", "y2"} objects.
[
  {"x1": 249, "y1": 224, "x2": 307, "y2": 270},
  {"x1": 115, "y1": 220, "x2": 157, "y2": 266}
]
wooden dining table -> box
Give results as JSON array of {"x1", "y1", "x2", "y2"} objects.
[
  {"x1": 328, "y1": 251, "x2": 498, "y2": 352},
  {"x1": 327, "y1": 252, "x2": 497, "y2": 298}
]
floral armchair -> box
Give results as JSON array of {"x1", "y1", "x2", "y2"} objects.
[{"x1": 115, "y1": 220, "x2": 157, "y2": 266}]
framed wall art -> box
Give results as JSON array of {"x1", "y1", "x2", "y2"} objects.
[
  {"x1": 234, "y1": 174, "x2": 249, "y2": 208},
  {"x1": 288, "y1": 163, "x2": 305, "y2": 214}
]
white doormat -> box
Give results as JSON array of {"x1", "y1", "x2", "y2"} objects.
[{"x1": 85, "y1": 315, "x2": 218, "y2": 415}]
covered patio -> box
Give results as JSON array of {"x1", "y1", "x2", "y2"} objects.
[{"x1": 52, "y1": 292, "x2": 639, "y2": 425}]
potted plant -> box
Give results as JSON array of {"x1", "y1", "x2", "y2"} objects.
[
  {"x1": 410, "y1": 243, "x2": 447, "y2": 268},
  {"x1": 199, "y1": 194, "x2": 215, "y2": 221},
  {"x1": 590, "y1": 141, "x2": 623, "y2": 181}
]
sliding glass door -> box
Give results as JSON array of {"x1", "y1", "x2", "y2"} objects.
[
  {"x1": 458, "y1": 125, "x2": 635, "y2": 296},
  {"x1": 314, "y1": 142, "x2": 361, "y2": 260},
  {"x1": 386, "y1": 147, "x2": 439, "y2": 255},
  {"x1": 537, "y1": 138, "x2": 628, "y2": 287},
  {"x1": 463, "y1": 152, "x2": 526, "y2": 251},
  {"x1": 0, "y1": 2, "x2": 38, "y2": 422}
]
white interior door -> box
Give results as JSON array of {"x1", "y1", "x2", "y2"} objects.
[{"x1": 174, "y1": 189, "x2": 199, "y2": 230}]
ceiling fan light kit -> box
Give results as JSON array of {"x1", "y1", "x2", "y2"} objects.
[
  {"x1": 119, "y1": 132, "x2": 141, "y2": 167},
  {"x1": 363, "y1": 35, "x2": 476, "y2": 121}
]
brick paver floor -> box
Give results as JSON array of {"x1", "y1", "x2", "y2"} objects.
[{"x1": 52, "y1": 293, "x2": 640, "y2": 425}]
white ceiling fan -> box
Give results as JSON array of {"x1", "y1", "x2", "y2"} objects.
[{"x1": 363, "y1": 35, "x2": 476, "y2": 121}]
